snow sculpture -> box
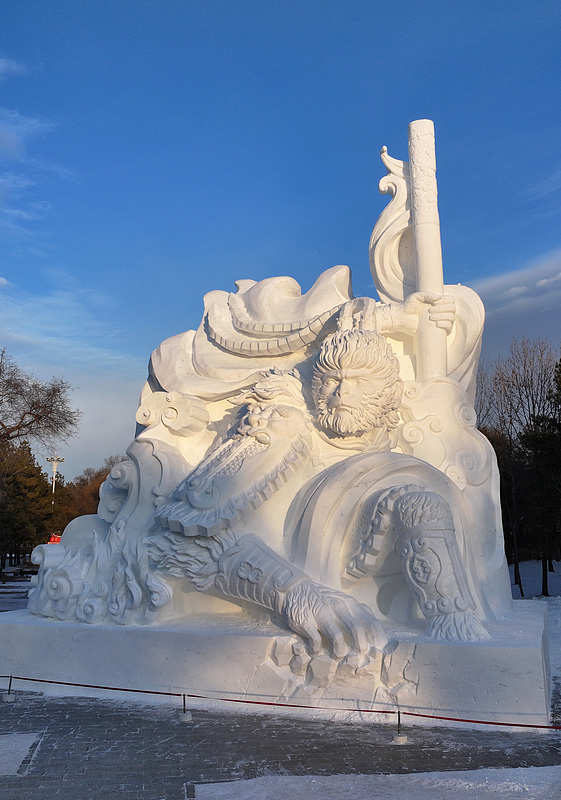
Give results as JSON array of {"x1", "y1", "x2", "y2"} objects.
[{"x1": 27, "y1": 120, "x2": 515, "y2": 705}]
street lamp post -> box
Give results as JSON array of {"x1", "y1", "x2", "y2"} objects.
[{"x1": 46, "y1": 454, "x2": 65, "y2": 506}]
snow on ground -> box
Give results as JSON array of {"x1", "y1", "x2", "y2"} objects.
[
  {"x1": 0, "y1": 580, "x2": 31, "y2": 612},
  {"x1": 197, "y1": 765, "x2": 561, "y2": 800},
  {"x1": 510, "y1": 561, "x2": 561, "y2": 600},
  {"x1": 510, "y1": 561, "x2": 561, "y2": 677}
]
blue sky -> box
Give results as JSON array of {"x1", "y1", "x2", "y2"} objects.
[{"x1": 1, "y1": 1, "x2": 560, "y2": 480}]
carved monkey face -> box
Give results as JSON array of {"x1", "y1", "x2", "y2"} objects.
[
  {"x1": 311, "y1": 328, "x2": 403, "y2": 438},
  {"x1": 314, "y1": 367, "x2": 383, "y2": 435}
]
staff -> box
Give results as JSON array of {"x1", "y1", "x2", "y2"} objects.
[{"x1": 407, "y1": 119, "x2": 447, "y2": 381}]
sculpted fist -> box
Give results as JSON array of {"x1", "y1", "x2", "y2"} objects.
[
  {"x1": 281, "y1": 579, "x2": 387, "y2": 660},
  {"x1": 401, "y1": 291, "x2": 456, "y2": 334}
]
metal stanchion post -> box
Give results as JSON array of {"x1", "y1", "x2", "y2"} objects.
[
  {"x1": 2, "y1": 675, "x2": 16, "y2": 703},
  {"x1": 179, "y1": 693, "x2": 193, "y2": 722},
  {"x1": 392, "y1": 707, "x2": 408, "y2": 744}
]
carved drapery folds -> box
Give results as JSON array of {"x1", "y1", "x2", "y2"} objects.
[{"x1": 28, "y1": 440, "x2": 185, "y2": 625}]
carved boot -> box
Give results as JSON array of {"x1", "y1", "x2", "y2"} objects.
[{"x1": 393, "y1": 490, "x2": 489, "y2": 641}]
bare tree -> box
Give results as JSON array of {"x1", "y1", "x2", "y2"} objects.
[
  {"x1": 481, "y1": 338, "x2": 560, "y2": 440},
  {"x1": 474, "y1": 360, "x2": 495, "y2": 431},
  {"x1": 0, "y1": 349, "x2": 81, "y2": 448},
  {"x1": 476, "y1": 338, "x2": 561, "y2": 596}
]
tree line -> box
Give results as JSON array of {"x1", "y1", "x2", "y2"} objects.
[
  {"x1": 476, "y1": 338, "x2": 561, "y2": 596},
  {"x1": 0, "y1": 445, "x2": 123, "y2": 575},
  {"x1": 0, "y1": 349, "x2": 122, "y2": 576}
]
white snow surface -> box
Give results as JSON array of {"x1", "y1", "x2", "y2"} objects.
[{"x1": 197, "y1": 765, "x2": 561, "y2": 799}]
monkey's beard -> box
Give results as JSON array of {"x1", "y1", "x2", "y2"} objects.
[{"x1": 314, "y1": 395, "x2": 385, "y2": 436}]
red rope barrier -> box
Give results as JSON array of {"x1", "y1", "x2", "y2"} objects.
[
  {"x1": 404, "y1": 710, "x2": 561, "y2": 730},
  {"x1": 1, "y1": 675, "x2": 183, "y2": 698},
  {"x1": 0, "y1": 674, "x2": 393, "y2": 716},
  {"x1": 2, "y1": 674, "x2": 559, "y2": 729},
  {"x1": 175, "y1": 690, "x2": 396, "y2": 715}
]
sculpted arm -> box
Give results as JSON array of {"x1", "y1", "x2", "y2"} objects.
[
  {"x1": 338, "y1": 294, "x2": 456, "y2": 338},
  {"x1": 151, "y1": 526, "x2": 387, "y2": 659},
  {"x1": 150, "y1": 381, "x2": 387, "y2": 660}
]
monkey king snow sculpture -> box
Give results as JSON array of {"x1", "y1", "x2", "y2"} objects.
[{"x1": 28, "y1": 121, "x2": 513, "y2": 696}]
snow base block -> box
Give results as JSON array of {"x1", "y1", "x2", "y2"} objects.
[{"x1": 0, "y1": 600, "x2": 549, "y2": 728}]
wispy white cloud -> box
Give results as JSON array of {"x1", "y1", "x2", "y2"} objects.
[
  {"x1": 0, "y1": 104, "x2": 71, "y2": 252},
  {"x1": 0, "y1": 172, "x2": 36, "y2": 195},
  {"x1": 524, "y1": 169, "x2": 561, "y2": 200},
  {"x1": 503, "y1": 285, "x2": 527, "y2": 298},
  {"x1": 472, "y1": 249, "x2": 561, "y2": 311},
  {"x1": 0, "y1": 272, "x2": 144, "y2": 375},
  {"x1": 0, "y1": 56, "x2": 65, "y2": 245},
  {"x1": 0, "y1": 58, "x2": 27, "y2": 82},
  {"x1": 2, "y1": 273, "x2": 147, "y2": 480},
  {"x1": 25, "y1": 158, "x2": 77, "y2": 182},
  {"x1": 0, "y1": 107, "x2": 53, "y2": 159},
  {"x1": 536, "y1": 271, "x2": 561, "y2": 288},
  {"x1": 470, "y1": 249, "x2": 561, "y2": 358}
]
